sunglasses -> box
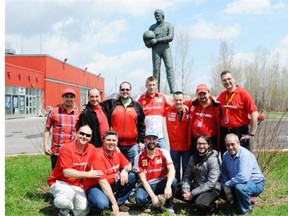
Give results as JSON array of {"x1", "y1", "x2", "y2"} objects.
[
  {"x1": 120, "y1": 88, "x2": 130, "y2": 92},
  {"x1": 79, "y1": 131, "x2": 92, "y2": 138}
]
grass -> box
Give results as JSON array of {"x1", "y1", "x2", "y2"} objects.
[{"x1": 5, "y1": 153, "x2": 288, "y2": 215}]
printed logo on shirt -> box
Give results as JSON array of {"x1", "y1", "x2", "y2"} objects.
[
  {"x1": 155, "y1": 97, "x2": 163, "y2": 102},
  {"x1": 223, "y1": 105, "x2": 237, "y2": 109},
  {"x1": 168, "y1": 112, "x2": 176, "y2": 121},
  {"x1": 155, "y1": 156, "x2": 162, "y2": 164},
  {"x1": 142, "y1": 100, "x2": 146, "y2": 105},
  {"x1": 142, "y1": 159, "x2": 148, "y2": 167}
]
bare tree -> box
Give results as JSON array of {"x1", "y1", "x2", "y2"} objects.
[{"x1": 173, "y1": 32, "x2": 194, "y2": 94}]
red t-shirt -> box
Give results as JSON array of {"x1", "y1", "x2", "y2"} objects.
[
  {"x1": 190, "y1": 103, "x2": 218, "y2": 138},
  {"x1": 217, "y1": 85, "x2": 257, "y2": 127},
  {"x1": 83, "y1": 147, "x2": 129, "y2": 191},
  {"x1": 134, "y1": 148, "x2": 173, "y2": 183},
  {"x1": 47, "y1": 140, "x2": 96, "y2": 187}
]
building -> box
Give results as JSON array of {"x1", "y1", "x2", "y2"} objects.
[{"x1": 5, "y1": 52, "x2": 104, "y2": 117}]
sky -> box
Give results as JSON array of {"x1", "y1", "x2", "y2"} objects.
[{"x1": 5, "y1": 0, "x2": 288, "y2": 96}]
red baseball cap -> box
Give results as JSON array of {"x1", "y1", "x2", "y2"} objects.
[
  {"x1": 196, "y1": 84, "x2": 209, "y2": 94},
  {"x1": 62, "y1": 88, "x2": 76, "y2": 96},
  {"x1": 258, "y1": 113, "x2": 265, "y2": 121}
]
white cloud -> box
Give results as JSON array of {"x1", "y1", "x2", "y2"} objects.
[
  {"x1": 52, "y1": 17, "x2": 75, "y2": 33},
  {"x1": 188, "y1": 17, "x2": 241, "y2": 40},
  {"x1": 224, "y1": 0, "x2": 271, "y2": 14}
]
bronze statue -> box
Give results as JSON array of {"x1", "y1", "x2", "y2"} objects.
[{"x1": 143, "y1": 9, "x2": 175, "y2": 94}]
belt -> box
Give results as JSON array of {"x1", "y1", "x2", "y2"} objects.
[{"x1": 221, "y1": 125, "x2": 248, "y2": 133}]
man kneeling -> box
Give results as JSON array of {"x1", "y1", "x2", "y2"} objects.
[
  {"x1": 84, "y1": 130, "x2": 137, "y2": 215},
  {"x1": 133, "y1": 128, "x2": 177, "y2": 216},
  {"x1": 220, "y1": 133, "x2": 265, "y2": 214}
]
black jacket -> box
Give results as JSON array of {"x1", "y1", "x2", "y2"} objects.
[{"x1": 78, "y1": 103, "x2": 108, "y2": 147}]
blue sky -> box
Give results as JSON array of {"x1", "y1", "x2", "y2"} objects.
[{"x1": 5, "y1": 0, "x2": 288, "y2": 96}]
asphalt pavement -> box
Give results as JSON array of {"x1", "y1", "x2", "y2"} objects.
[
  {"x1": 5, "y1": 117, "x2": 47, "y2": 155},
  {"x1": 5, "y1": 116, "x2": 288, "y2": 156}
]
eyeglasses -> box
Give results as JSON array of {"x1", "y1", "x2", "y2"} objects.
[
  {"x1": 79, "y1": 131, "x2": 92, "y2": 138},
  {"x1": 196, "y1": 142, "x2": 208, "y2": 146},
  {"x1": 120, "y1": 88, "x2": 130, "y2": 92}
]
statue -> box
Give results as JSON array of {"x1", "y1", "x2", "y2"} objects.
[{"x1": 143, "y1": 9, "x2": 175, "y2": 94}]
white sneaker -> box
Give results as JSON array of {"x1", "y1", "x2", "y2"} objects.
[
  {"x1": 166, "y1": 208, "x2": 176, "y2": 216},
  {"x1": 58, "y1": 209, "x2": 70, "y2": 216}
]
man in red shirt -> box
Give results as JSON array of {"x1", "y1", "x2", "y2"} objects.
[
  {"x1": 137, "y1": 76, "x2": 171, "y2": 150},
  {"x1": 84, "y1": 130, "x2": 137, "y2": 215},
  {"x1": 78, "y1": 88, "x2": 109, "y2": 147},
  {"x1": 47, "y1": 125, "x2": 103, "y2": 216},
  {"x1": 44, "y1": 88, "x2": 80, "y2": 169},
  {"x1": 164, "y1": 91, "x2": 191, "y2": 183},
  {"x1": 217, "y1": 71, "x2": 258, "y2": 155},
  {"x1": 134, "y1": 128, "x2": 177, "y2": 216},
  {"x1": 188, "y1": 84, "x2": 221, "y2": 151}
]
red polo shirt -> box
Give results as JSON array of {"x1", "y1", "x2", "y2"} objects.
[{"x1": 47, "y1": 140, "x2": 96, "y2": 187}]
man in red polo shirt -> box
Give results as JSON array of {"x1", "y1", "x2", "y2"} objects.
[
  {"x1": 188, "y1": 84, "x2": 221, "y2": 152},
  {"x1": 84, "y1": 130, "x2": 137, "y2": 215},
  {"x1": 134, "y1": 128, "x2": 177, "y2": 216},
  {"x1": 164, "y1": 91, "x2": 191, "y2": 183},
  {"x1": 44, "y1": 88, "x2": 80, "y2": 169},
  {"x1": 217, "y1": 70, "x2": 258, "y2": 155},
  {"x1": 47, "y1": 125, "x2": 103, "y2": 216}
]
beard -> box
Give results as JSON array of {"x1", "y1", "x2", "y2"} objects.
[{"x1": 147, "y1": 143, "x2": 156, "y2": 150}]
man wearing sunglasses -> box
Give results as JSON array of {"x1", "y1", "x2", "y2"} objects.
[
  {"x1": 48, "y1": 125, "x2": 103, "y2": 216},
  {"x1": 102, "y1": 81, "x2": 145, "y2": 165}
]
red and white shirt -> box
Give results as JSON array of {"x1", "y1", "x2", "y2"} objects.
[
  {"x1": 134, "y1": 148, "x2": 173, "y2": 184},
  {"x1": 137, "y1": 92, "x2": 170, "y2": 139}
]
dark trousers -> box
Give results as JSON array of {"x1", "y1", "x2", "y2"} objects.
[
  {"x1": 51, "y1": 155, "x2": 58, "y2": 170},
  {"x1": 181, "y1": 189, "x2": 220, "y2": 213},
  {"x1": 219, "y1": 125, "x2": 250, "y2": 157}
]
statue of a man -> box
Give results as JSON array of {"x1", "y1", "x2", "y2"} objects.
[{"x1": 143, "y1": 9, "x2": 175, "y2": 94}]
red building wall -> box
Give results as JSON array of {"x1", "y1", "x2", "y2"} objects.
[{"x1": 5, "y1": 55, "x2": 105, "y2": 113}]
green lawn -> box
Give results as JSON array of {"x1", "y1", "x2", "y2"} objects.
[{"x1": 5, "y1": 153, "x2": 288, "y2": 216}]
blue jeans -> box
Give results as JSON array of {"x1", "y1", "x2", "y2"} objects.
[
  {"x1": 118, "y1": 144, "x2": 139, "y2": 166},
  {"x1": 170, "y1": 150, "x2": 191, "y2": 183},
  {"x1": 86, "y1": 171, "x2": 137, "y2": 214},
  {"x1": 157, "y1": 138, "x2": 167, "y2": 150},
  {"x1": 233, "y1": 180, "x2": 265, "y2": 214},
  {"x1": 135, "y1": 178, "x2": 177, "y2": 209}
]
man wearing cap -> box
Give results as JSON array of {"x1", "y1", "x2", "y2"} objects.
[
  {"x1": 217, "y1": 71, "x2": 258, "y2": 155},
  {"x1": 133, "y1": 128, "x2": 177, "y2": 216},
  {"x1": 188, "y1": 84, "x2": 221, "y2": 152},
  {"x1": 44, "y1": 87, "x2": 80, "y2": 169}
]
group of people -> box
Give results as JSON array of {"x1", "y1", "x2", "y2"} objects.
[{"x1": 44, "y1": 70, "x2": 265, "y2": 216}]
